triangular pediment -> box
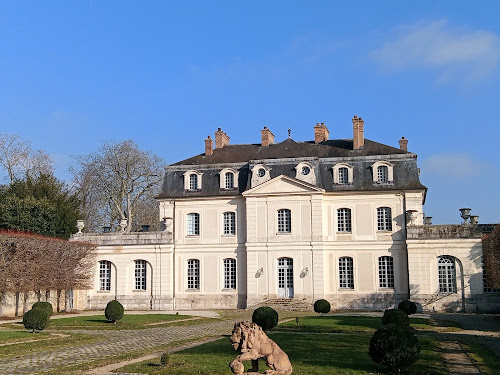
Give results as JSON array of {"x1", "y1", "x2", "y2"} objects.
[{"x1": 243, "y1": 175, "x2": 325, "y2": 196}]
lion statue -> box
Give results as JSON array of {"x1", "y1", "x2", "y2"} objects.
[{"x1": 229, "y1": 321, "x2": 293, "y2": 375}]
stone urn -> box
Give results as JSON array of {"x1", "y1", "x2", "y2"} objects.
[{"x1": 76, "y1": 220, "x2": 85, "y2": 234}]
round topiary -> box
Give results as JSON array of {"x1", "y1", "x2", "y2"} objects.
[
  {"x1": 23, "y1": 309, "x2": 50, "y2": 332},
  {"x1": 398, "y1": 300, "x2": 417, "y2": 315},
  {"x1": 369, "y1": 324, "x2": 420, "y2": 371},
  {"x1": 313, "y1": 299, "x2": 331, "y2": 314},
  {"x1": 105, "y1": 300, "x2": 124, "y2": 323},
  {"x1": 382, "y1": 308, "x2": 410, "y2": 326},
  {"x1": 32, "y1": 301, "x2": 53, "y2": 317},
  {"x1": 252, "y1": 306, "x2": 278, "y2": 331}
]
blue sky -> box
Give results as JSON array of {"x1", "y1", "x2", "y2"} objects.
[{"x1": 1, "y1": 1, "x2": 499, "y2": 224}]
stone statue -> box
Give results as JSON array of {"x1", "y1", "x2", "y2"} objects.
[{"x1": 229, "y1": 321, "x2": 293, "y2": 375}]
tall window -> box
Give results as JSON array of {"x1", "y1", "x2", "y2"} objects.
[
  {"x1": 225, "y1": 172, "x2": 234, "y2": 189},
  {"x1": 339, "y1": 257, "x2": 354, "y2": 289},
  {"x1": 337, "y1": 208, "x2": 352, "y2": 232},
  {"x1": 223, "y1": 258, "x2": 236, "y2": 289},
  {"x1": 187, "y1": 213, "x2": 200, "y2": 235},
  {"x1": 135, "y1": 260, "x2": 147, "y2": 290},
  {"x1": 99, "y1": 260, "x2": 111, "y2": 291},
  {"x1": 277, "y1": 209, "x2": 291, "y2": 233},
  {"x1": 482, "y1": 256, "x2": 500, "y2": 293},
  {"x1": 438, "y1": 256, "x2": 456, "y2": 293},
  {"x1": 189, "y1": 174, "x2": 198, "y2": 190},
  {"x1": 377, "y1": 207, "x2": 392, "y2": 231},
  {"x1": 338, "y1": 167, "x2": 349, "y2": 184},
  {"x1": 187, "y1": 259, "x2": 200, "y2": 290},
  {"x1": 377, "y1": 165, "x2": 388, "y2": 183},
  {"x1": 378, "y1": 256, "x2": 394, "y2": 288},
  {"x1": 223, "y1": 212, "x2": 236, "y2": 235}
]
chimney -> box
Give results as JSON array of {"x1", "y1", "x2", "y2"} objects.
[
  {"x1": 314, "y1": 122, "x2": 330, "y2": 143},
  {"x1": 352, "y1": 115, "x2": 365, "y2": 150},
  {"x1": 215, "y1": 127, "x2": 230, "y2": 149},
  {"x1": 205, "y1": 135, "x2": 213, "y2": 156},
  {"x1": 261, "y1": 126, "x2": 275, "y2": 147},
  {"x1": 399, "y1": 137, "x2": 408, "y2": 152}
]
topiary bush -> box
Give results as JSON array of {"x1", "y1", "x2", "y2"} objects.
[
  {"x1": 23, "y1": 309, "x2": 50, "y2": 332},
  {"x1": 252, "y1": 306, "x2": 278, "y2": 331},
  {"x1": 382, "y1": 308, "x2": 410, "y2": 326},
  {"x1": 32, "y1": 301, "x2": 53, "y2": 317},
  {"x1": 313, "y1": 299, "x2": 331, "y2": 314},
  {"x1": 398, "y1": 300, "x2": 417, "y2": 315},
  {"x1": 369, "y1": 324, "x2": 420, "y2": 371},
  {"x1": 160, "y1": 352, "x2": 169, "y2": 366},
  {"x1": 105, "y1": 300, "x2": 124, "y2": 323}
]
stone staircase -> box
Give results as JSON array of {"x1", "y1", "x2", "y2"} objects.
[{"x1": 255, "y1": 298, "x2": 313, "y2": 312}]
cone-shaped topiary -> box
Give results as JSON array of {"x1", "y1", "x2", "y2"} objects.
[
  {"x1": 23, "y1": 309, "x2": 50, "y2": 332},
  {"x1": 105, "y1": 300, "x2": 124, "y2": 323},
  {"x1": 313, "y1": 299, "x2": 331, "y2": 314},
  {"x1": 32, "y1": 301, "x2": 53, "y2": 317},
  {"x1": 382, "y1": 308, "x2": 410, "y2": 326},
  {"x1": 369, "y1": 324, "x2": 420, "y2": 371},
  {"x1": 252, "y1": 306, "x2": 278, "y2": 331},
  {"x1": 398, "y1": 300, "x2": 417, "y2": 315}
]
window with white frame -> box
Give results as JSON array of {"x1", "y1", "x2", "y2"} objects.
[
  {"x1": 134, "y1": 260, "x2": 147, "y2": 290},
  {"x1": 337, "y1": 208, "x2": 352, "y2": 232},
  {"x1": 378, "y1": 256, "x2": 394, "y2": 288},
  {"x1": 377, "y1": 207, "x2": 392, "y2": 231},
  {"x1": 482, "y1": 256, "x2": 500, "y2": 293},
  {"x1": 438, "y1": 256, "x2": 456, "y2": 293},
  {"x1": 277, "y1": 209, "x2": 291, "y2": 233},
  {"x1": 223, "y1": 212, "x2": 236, "y2": 235},
  {"x1": 99, "y1": 260, "x2": 111, "y2": 291},
  {"x1": 187, "y1": 259, "x2": 200, "y2": 290},
  {"x1": 225, "y1": 172, "x2": 234, "y2": 189},
  {"x1": 339, "y1": 257, "x2": 354, "y2": 289},
  {"x1": 338, "y1": 167, "x2": 349, "y2": 184},
  {"x1": 184, "y1": 170, "x2": 203, "y2": 191},
  {"x1": 189, "y1": 174, "x2": 198, "y2": 190},
  {"x1": 187, "y1": 213, "x2": 200, "y2": 235},
  {"x1": 223, "y1": 258, "x2": 236, "y2": 289},
  {"x1": 371, "y1": 161, "x2": 393, "y2": 184},
  {"x1": 333, "y1": 163, "x2": 354, "y2": 185},
  {"x1": 377, "y1": 165, "x2": 388, "y2": 183}
]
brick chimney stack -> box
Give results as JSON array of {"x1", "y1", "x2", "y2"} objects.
[
  {"x1": 215, "y1": 127, "x2": 230, "y2": 149},
  {"x1": 314, "y1": 122, "x2": 330, "y2": 143},
  {"x1": 261, "y1": 126, "x2": 275, "y2": 147},
  {"x1": 352, "y1": 116, "x2": 365, "y2": 150},
  {"x1": 205, "y1": 135, "x2": 213, "y2": 156},
  {"x1": 399, "y1": 137, "x2": 408, "y2": 152}
]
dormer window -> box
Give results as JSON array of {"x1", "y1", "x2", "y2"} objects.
[
  {"x1": 184, "y1": 170, "x2": 203, "y2": 191},
  {"x1": 295, "y1": 162, "x2": 315, "y2": 185},
  {"x1": 371, "y1": 161, "x2": 393, "y2": 184},
  {"x1": 189, "y1": 174, "x2": 198, "y2": 190},
  {"x1": 333, "y1": 163, "x2": 354, "y2": 185},
  {"x1": 257, "y1": 168, "x2": 266, "y2": 177},
  {"x1": 338, "y1": 167, "x2": 348, "y2": 184},
  {"x1": 377, "y1": 165, "x2": 388, "y2": 183},
  {"x1": 251, "y1": 164, "x2": 271, "y2": 187},
  {"x1": 219, "y1": 168, "x2": 239, "y2": 190},
  {"x1": 225, "y1": 172, "x2": 234, "y2": 189},
  {"x1": 301, "y1": 166, "x2": 310, "y2": 175}
]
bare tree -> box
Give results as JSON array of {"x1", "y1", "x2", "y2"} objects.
[{"x1": 72, "y1": 140, "x2": 164, "y2": 232}]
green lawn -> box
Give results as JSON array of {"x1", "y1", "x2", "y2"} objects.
[{"x1": 0, "y1": 330, "x2": 51, "y2": 344}]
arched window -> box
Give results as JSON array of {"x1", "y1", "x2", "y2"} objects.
[
  {"x1": 378, "y1": 256, "x2": 394, "y2": 288},
  {"x1": 438, "y1": 256, "x2": 457, "y2": 293},
  {"x1": 371, "y1": 161, "x2": 393, "y2": 184},
  {"x1": 223, "y1": 212, "x2": 236, "y2": 235},
  {"x1": 339, "y1": 257, "x2": 354, "y2": 289},
  {"x1": 187, "y1": 213, "x2": 200, "y2": 235},
  {"x1": 225, "y1": 172, "x2": 234, "y2": 189},
  {"x1": 223, "y1": 258, "x2": 236, "y2": 289},
  {"x1": 338, "y1": 167, "x2": 349, "y2": 184},
  {"x1": 189, "y1": 174, "x2": 198, "y2": 190},
  {"x1": 277, "y1": 209, "x2": 291, "y2": 233},
  {"x1": 135, "y1": 260, "x2": 147, "y2": 290},
  {"x1": 99, "y1": 260, "x2": 112, "y2": 291},
  {"x1": 377, "y1": 165, "x2": 388, "y2": 183},
  {"x1": 337, "y1": 208, "x2": 352, "y2": 232},
  {"x1": 187, "y1": 259, "x2": 200, "y2": 290},
  {"x1": 377, "y1": 207, "x2": 392, "y2": 231}
]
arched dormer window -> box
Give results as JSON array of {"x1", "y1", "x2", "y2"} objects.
[
  {"x1": 184, "y1": 170, "x2": 203, "y2": 191},
  {"x1": 294, "y1": 162, "x2": 316, "y2": 185},
  {"x1": 250, "y1": 164, "x2": 271, "y2": 188},
  {"x1": 333, "y1": 163, "x2": 354, "y2": 185},
  {"x1": 371, "y1": 161, "x2": 394, "y2": 184},
  {"x1": 219, "y1": 168, "x2": 239, "y2": 190}
]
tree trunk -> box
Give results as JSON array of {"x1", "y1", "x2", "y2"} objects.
[
  {"x1": 23, "y1": 291, "x2": 29, "y2": 314},
  {"x1": 15, "y1": 292, "x2": 20, "y2": 316},
  {"x1": 36, "y1": 290, "x2": 41, "y2": 302},
  {"x1": 56, "y1": 290, "x2": 61, "y2": 313},
  {"x1": 0, "y1": 293, "x2": 5, "y2": 316},
  {"x1": 45, "y1": 290, "x2": 50, "y2": 302},
  {"x1": 65, "y1": 290, "x2": 72, "y2": 312}
]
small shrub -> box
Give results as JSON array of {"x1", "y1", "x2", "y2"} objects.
[
  {"x1": 382, "y1": 308, "x2": 409, "y2": 326},
  {"x1": 252, "y1": 306, "x2": 278, "y2": 331},
  {"x1": 23, "y1": 309, "x2": 50, "y2": 332},
  {"x1": 105, "y1": 300, "x2": 124, "y2": 323},
  {"x1": 313, "y1": 299, "x2": 331, "y2": 314},
  {"x1": 398, "y1": 300, "x2": 417, "y2": 315},
  {"x1": 369, "y1": 324, "x2": 420, "y2": 371},
  {"x1": 160, "y1": 352, "x2": 169, "y2": 366},
  {"x1": 32, "y1": 301, "x2": 53, "y2": 316}
]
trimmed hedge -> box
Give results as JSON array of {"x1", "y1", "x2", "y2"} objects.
[
  {"x1": 252, "y1": 306, "x2": 278, "y2": 331},
  {"x1": 105, "y1": 300, "x2": 124, "y2": 323},
  {"x1": 369, "y1": 324, "x2": 420, "y2": 371},
  {"x1": 398, "y1": 300, "x2": 417, "y2": 315},
  {"x1": 23, "y1": 309, "x2": 50, "y2": 332},
  {"x1": 32, "y1": 301, "x2": 53, "y2": 316},
  {"x1": 382, "y1": 308, "x2": 410, "y2": 326},
  {"x1": 313, "y1": 299, "x2": 331, "y2": 314}
]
